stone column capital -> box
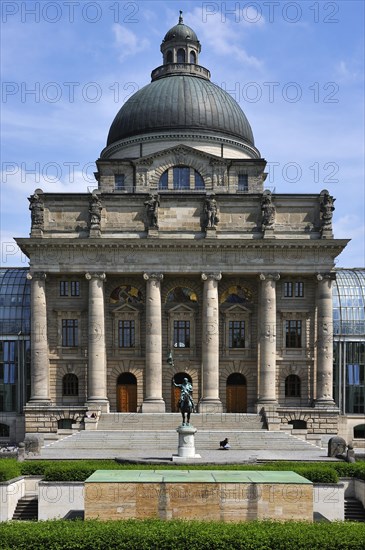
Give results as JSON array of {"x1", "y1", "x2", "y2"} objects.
[
  {"x1": 259, "y1": 272, "x2": 280, "y2": 281},
  {"x1": 27, "y1": 271, "x2": 47, "y2": 281},
  {"x1": 201, "y1": 272, "x2": 222, "y2": 282},
  {"x1": 143, "y1": 272, "x2": 164, "y2": 282},
  {"x1": 316, "y1": 272, "x2": 336, "y2": 282},
  {"x1": 85, "y1": 272, "x2": 106, "y2": 281}
]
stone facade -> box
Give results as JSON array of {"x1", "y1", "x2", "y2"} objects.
[{"x1": 15, "y1": 15, "x2": 349, "y2": 438}]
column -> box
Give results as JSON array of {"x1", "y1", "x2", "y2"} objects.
[
  {"x1": 315, "y1": 273, "x2": 336, "y2": 407},
  {"x1": 27, "y1": 272, "x2": 50, "y2": 403},
  {"x1": 257, "y1": 273, "x2": 279, "y2": 405},
  {"x1": 199, "y1": 272, "x2": 223, "y2": 413},
  {"x1": 142, "y1": 272, "x2": 165, "y2": 412},
  {"x1": 85, "y1": 272, "x2": 109, "y2": 411}
]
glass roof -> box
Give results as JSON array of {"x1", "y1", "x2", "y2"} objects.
[
  {"x1": 333, "y1": 269, "x2": 365, "y2": 336},
  {"x1": 0, "y1": 268, "x2": 30, "y2": 335}
]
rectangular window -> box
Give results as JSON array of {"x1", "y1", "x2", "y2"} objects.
[
  {"x1": 238, "y1": 174, "x2": 248, "y2": 192},
  {"x1": 71, "y1": 281, "x2": 80, "y2": 296},
  {"x1": 118, "y1": 320, "x2": 135, "y2": 348},
  {"x1": 115, "y1": 174, "x2": 125, "y2": 190},
  {"x1": 62, "y1": 319, "x2": 78, "y2": 347},
  {"x1": 60, "y1": 281, "x2": 80, "y2": 297},
  {"x1": 285, "y1": 320, "x2": 302, "y2": 348},
  {"x1": 173, "y1": 320, "x2": 190, "y2": 348},
  {"x1": 0, "y1": 341, "x2": 18, "y2": 412},
  {"x1": 284, "y1": 282, "x2": 293, "y2": 297},
  {"x1": 60, "y1": 281, "x2": 68, "y2": 296},
  {"x1": 229, "y1": 321, "x2": 245, "y2": 348},
  {"x1": 295, "y1": 282, "x2": 304, "y2": 297}
]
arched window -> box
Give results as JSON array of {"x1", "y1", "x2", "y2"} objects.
[
  {"x1": 166, "y1": 287, "x2": 198, "y2": 304},
  {"x1": 159, "y1": 171, "x2": 168, "y2": 190},
  {"x1": 190, "y1": 51, "x2": 196, "y2": 64},
  {"x1": 58, "y1": 418, "x2": 73, "y2": 429},
  {"x1": 62, "y1": 373, "x2": 79, "y2": 396},
  {"x1": 288, "y1": 419, "x2": 307, "y2": 429},
  {"x1": 354, "y1": 424, "x2": 365, "y2": 438},
  {"x1": 158, "y1": 167, "x2": 205, "y2": 191},
  {"x1": 0, "y1": 423, "x2": 10, "y2": 437},
  {"x1": 110, "y1": 285, "x2": 143, "y2": 305},
  {"x1": 285, "y1": 375, "x2": 301, "y2": 398},
  {"x1": 177, "y1": 48, "x2": 185, "y2": 63},
  {"x1": 166, "y1": 50, "x2": 173, "y2": 63}
]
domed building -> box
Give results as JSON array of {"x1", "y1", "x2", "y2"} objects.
[{"x1": 12, "y1": 14, "x2": 362, "y2": 449}]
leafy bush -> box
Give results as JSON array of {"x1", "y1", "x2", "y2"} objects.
[
  {"x1": 0, "y1": 520, "x2": 365, "y2": 550},
  {"x1": 331, "y1": 461, "x2": 365, "y2": 481},
  {"x1": 1, "y1": 458, "x2": 364, "y2": 483},
  {"x1": 0, "y1": 459, "x2": 21, "y2": 482}
]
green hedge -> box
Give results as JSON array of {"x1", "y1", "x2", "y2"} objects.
[
  {"x1": 0, "y1": 519, "x2": 365, "y2": 550},
  {"x1": 0, "y1": 459, "x2": 363, "y2": 483},
  {"x1": 0, "y1": 459, "x2": 21, "y2": 482}
]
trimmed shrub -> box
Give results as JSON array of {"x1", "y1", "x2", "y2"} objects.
[
  {"x1": 0, "y1": 519, "x2": 364, "y2": 549},
  {"x1": 0, "y1": 459, "x2": 21, "y2": 482}
]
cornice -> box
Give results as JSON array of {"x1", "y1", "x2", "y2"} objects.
[{"x1": 100, "y1": 131, "x2": 260, "y2": 160}]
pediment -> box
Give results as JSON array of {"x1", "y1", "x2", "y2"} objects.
[
  {"x1": 224, "y1": 304, "x2": 251, "y2": 314},
  {"x1": 111, "y1": 303, "x2": 139, "y2": 314},
  {"x1": 134, "y1": 144, "x2": 224, "y2": 166},
  {"x1": 168, "y1": 303, "x2": 195, "y2": 314}
]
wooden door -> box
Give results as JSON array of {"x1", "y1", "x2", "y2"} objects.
[
  {"x1": 226, "y1": 384, "x2": 247, "y2": 413},
  {"x1": 171, "y1": 386, "x2": 181, "y2": 412},
  {"x1": 117, "y1": 384, "x2": 137, "y2": 412}
]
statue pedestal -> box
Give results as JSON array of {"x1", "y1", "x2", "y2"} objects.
[{"x1": 172, "y1": 425, "x2": 201, "y2": 462}]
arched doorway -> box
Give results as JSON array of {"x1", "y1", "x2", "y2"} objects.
[
  {"x1": 226, "y1": 373, "x2": 247, "y2": 413},
  {"x1": 171, "y1": 372, "x2": 192, "y2": 412},
  {"x1": 117, "y1": 373, "x2": 137, "y2": 412}
]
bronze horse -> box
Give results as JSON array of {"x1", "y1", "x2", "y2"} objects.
[{"x1": 179, "y1": 392, "x2": 194, "y2": 426}]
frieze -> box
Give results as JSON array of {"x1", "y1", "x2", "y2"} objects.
[{"x1": 17, "y1": 240, "x2": 347, "y2": 273}]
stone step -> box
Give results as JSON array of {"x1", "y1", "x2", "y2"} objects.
[
  {"x1": 12, "y1": 497, "x2": 38, "y2": 521},
  {"x1": 42, "y1": 430, "x2": 319, "y2": 454},
  {"x1": 97, "y1": 413, "x2": 266, "y2": 431},
  {"x1": 344, "y1": 499, "x2": 365, "y2": 522}
]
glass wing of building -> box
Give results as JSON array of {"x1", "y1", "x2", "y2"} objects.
[
  {"x1": 0, "y1": 268, "x2": 31, "y2": 413},
  {"x1": 333, "y1": 269, "x2": 365, "y2": 414}
]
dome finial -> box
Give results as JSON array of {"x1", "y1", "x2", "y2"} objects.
[{"x1": 179, "y1": 10, "x2": 183, "y2": 24}]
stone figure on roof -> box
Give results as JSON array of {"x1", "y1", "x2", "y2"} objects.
[
  {"x1": 89, "y1": 193, "x2": 102, "y2": 230},
  {"x1": 261, "y1": 191, "x2": 276, "y2": 229},
  {"x1": 29, "y1": 191, "x2": 44, "y2": 230}
]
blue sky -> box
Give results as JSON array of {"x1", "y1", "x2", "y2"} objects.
[{"x1": 1, "y1": 0, "x2": 364, "y2": 267}]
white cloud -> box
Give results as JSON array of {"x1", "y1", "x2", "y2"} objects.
[
  {"x1": 181, "y1": 7, "x2": 263, "y2": 68},
  {"x1": 112, "y1": 24, "x2": 150, "y2": 61}
]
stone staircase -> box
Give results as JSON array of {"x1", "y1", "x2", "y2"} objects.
[
  {"x1": 12, "y1": 496, "x2": 38, "y2": 521},
  {"x1": 344, "y1": 498, "x2": 365, "y2": 522},
  {"x1": 39, "y1": 413, "x2": 325, "y2": 459},
  {"x1": 97, "y1": 412, "x2": 266, "y2": 431}
]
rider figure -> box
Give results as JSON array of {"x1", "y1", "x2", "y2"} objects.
[{"x1": 173, "y1": 377, "x2": 195, "y2": 412}]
